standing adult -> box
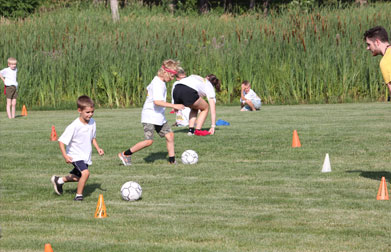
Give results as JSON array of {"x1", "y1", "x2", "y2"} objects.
[
  {"x1": 364, "y1": 26, "x2": 391, "y2": 98},
  {"x1": 172, "y1": 74, "x2": 221, "y2": 135}
]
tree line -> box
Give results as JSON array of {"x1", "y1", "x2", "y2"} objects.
[{"x1": 0, "y1": 0, "x2": 372, "y2": 19}]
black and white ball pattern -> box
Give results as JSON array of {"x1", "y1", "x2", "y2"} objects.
[
  {"x1": 181, "y1": 150, "x2": 198, "y2": 164},
  {"x1": 121, "y1": 181, "x2": 142, "y2": 201}
]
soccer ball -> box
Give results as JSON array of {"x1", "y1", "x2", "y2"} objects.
[
  {"x1": 181, "y1": 150, "x2": 198, "y2": 164},
  {"x1": 121, "y1": 181, "x2": 142, "y2": 201}
]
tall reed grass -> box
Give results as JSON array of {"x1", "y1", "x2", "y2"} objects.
[{"x1": 0, "y1": 3, "x2": 390, "y2": 109}]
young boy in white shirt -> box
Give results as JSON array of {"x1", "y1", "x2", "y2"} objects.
[
  {"x1": 51, "y1": 95, "x2": 104, "y2": 201},
  {"x1": 240, "y1": 80, "x2": 261, "y2": 111},
  {"x1": 0, "y1": 58, "x2": 18, "y2": 119},
  {"x1": 118, "y1": 60, "x2": 184, "y2": 165}
]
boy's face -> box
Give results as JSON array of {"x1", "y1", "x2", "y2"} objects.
[
  {"x1": 78, "y1": 106, "x2": 94, "y2": 123},
  {"x1": 243, "y1": 84, "x2": 251, "y2": 93},
  {"x1": 8, "y1": 62, "x2": 17, "y2": 70},
  {"x1": 163, "y1": 74, "x2": 174, "y2": 82}
]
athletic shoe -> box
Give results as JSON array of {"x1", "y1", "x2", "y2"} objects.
[
  {"x1": 74, "y1": 195, "x2": 83, "y2": 201},
  {"x1": 118, "y1": 152, "x2": 132, "y2": 166},
  {"x1": 51, "y1": 175, "x2": 63, "y2": 195},
  {"x1": 187, "y1": 132, "x2": 194, "y2": 136}
]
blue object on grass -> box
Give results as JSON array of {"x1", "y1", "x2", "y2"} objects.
[{"x1": 216, "y1": 119, "x2": 230, "y2": 126}]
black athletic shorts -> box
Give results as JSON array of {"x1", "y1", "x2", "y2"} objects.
[
  {"x1": 173, "y1": 84, "x2": 199, "y2": 107},
  {"x1": 69, "y1": 160, "x2": 88, "y2": 178}
]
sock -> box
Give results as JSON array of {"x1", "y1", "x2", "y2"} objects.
[
  {"x1": 189, "y1": 127, "x2": 195, "y2": 134},
  {"x1": 169, "y1": 156, "x2": 175, "y2": 163},
  {"x1": 76, "y1": 194, "x2": 83, "y2": 197},
  {"x1": 124, "y1": 149, "x2": 133, "y2": 156},
  {"x1": 58, "y1": 177, "x2": 64, "y2": 184}
]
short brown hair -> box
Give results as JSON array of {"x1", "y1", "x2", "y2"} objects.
[
  {"x1": 241, "y1": 80, "x2": 250, "y2": 86},
  {"x1": 77, "y1": 95, "x2": 94, "y2": 110},
  {"x1": 364, "y1": 26, "x2": 389, "y2": 42}
]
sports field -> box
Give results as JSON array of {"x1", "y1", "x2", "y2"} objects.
[{"x1": 1, "y1": 103, "x2": 391, "y2": 251}]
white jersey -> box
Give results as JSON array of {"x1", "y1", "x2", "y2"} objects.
[
  {"x1": 0, "y1": 67, "x2": 18, "y2": 87},
  {"x1": 141, "y1": 76, "x2": 167, "y2": 125},
  {"x1": 58, "y1": 117, "x2": 96, "y2": 165},
  {"x1": 241, "y1": 89, "x2": 261, "y2": 102},
  {"x1": 173, "y1": 75, "x2": 216, "y2": 102}
]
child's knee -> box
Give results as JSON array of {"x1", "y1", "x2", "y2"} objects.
[
  {"x1": 145, "y1": 139, "x2": 154, "y2": 146},
  {"x1": 165, "y1": 132, "x2": 174, "y2": 142},
  {"x1": 81, "y1": 169, "x2": 90, "y2": 178}
]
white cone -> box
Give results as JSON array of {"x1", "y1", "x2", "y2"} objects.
[{"x1": 321, "y1": 153, "x2": 331, "y2": 173}]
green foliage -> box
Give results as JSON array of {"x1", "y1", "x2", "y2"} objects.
[
  {"x1": 0, "y1": 3, "x2": 390, "y2": 109},
  {"x1": 176, "y1": 0, "x2": 198, "y2": 14},
  {"x1": 289, "y1": 0, "x2": 316, "y2": 11},
  {"x1": 0, "y1": 0, "x2": 41, "y2": 18}
]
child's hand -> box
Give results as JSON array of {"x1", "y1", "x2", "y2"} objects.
[
  {"x1": 173, "y1": 104, "x2": 185, "y2": 110},
  {"x1": 63, "y1": 155, "x2": 73, "y2": 163},
  {"x1": 208, "y1": 127, "x2": 215, "y2": 135},
  {"x1": 97, "y1": 148, "x2": 104, "y2": 156}
]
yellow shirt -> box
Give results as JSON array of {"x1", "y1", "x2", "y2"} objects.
[{"x1": 380, "y1": 47, "x2": 391, "y2": 84}]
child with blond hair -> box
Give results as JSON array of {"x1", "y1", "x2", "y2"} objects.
[
  {"x1": 0, "y1": 58, "x2": 18, "y2": 119},
  {"x1": 118, "y1": 59, "x2": 184, "y2": 165}
]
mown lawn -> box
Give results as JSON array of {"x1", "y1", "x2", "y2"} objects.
[{"x1": 1, "y1": 103, "x2": 391, "y2": 251}]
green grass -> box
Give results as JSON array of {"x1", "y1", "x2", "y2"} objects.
[{"x1": 1, "y1": 103, "x2": 391, "y2": 251}]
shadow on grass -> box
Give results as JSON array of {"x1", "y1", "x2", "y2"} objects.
[
  {"x1": 143, "y1": 151, "x2": 167, "y2": 163},
  {"x1": 346, "y1": 170, "x2": 391, "y2": 182},
  {"x1": 65, "y1": 183, "x2": 106, "y2": 198},
  {"x1": 173, "y1": 127, "x2": 220, "y2": 133}
]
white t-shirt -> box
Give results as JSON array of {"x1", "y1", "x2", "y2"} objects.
[
  {"x1": 0, "y1": 67, "x2": 18, "y2": 87},
  {"x1": 173, "y1": 75, "x2": 216, "y2": 102},
  {"x1": 241, "y1": 89, "x2": 261, "y2": 102},
  {"x1": 141, "y1": 76, "x2": 167, "y2": 125},
  {"x1": 58, "y1": 117, "x2": 96, "y2": 165}
]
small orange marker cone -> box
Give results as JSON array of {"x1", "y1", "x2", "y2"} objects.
[
  {"x1": 94, "y1": 194, "x2": 107, "y2": 218},
  {"x1": 292, "y1": 130, "x2": 301, "y2": 148},
  {"x1": 21, "y1": 105, "x2": 27, "y2": 116},
  {"x1": 377, "y1": 177, "x2": 389, "y2": 200},
  {"x1": 50, "y1": 126, "x2": 58, "y2": 141},
  {"x1": 44, "y1": 243, "x2": 53, "y2": 252}
]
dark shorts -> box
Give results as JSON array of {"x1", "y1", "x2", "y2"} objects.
[
  {"x1": 142, "y1": 122, "x2": 172, "y2": 140},
  {"x1": 173, "y1": 84, "x2": 199, "y2": 107},
  {"x1": 69, "y1": 160, "x2": 88, "y2": 178},
  {"x1": 5, "y1": 86, "x2": 18, "y2": 99}
]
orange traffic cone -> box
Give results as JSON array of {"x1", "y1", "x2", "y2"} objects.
[
  {"x1": 44, "y1": 243, "x2": 53, "y2": 252},
  {"x1": 50, "y1": 126, "x2": 58, "y2": 141},
  {"x1": 377, "y1": 177, "x2": 389, "y2": 200},
  {"x1": 292, "y1": 130, "x2": 301, "y2": 148},
  {"x1": 21, "y1": 105, "x2": 27, "y2": 116},
  {"x1": 94, "y1": 194, "x2": 107, "y2": 218}
]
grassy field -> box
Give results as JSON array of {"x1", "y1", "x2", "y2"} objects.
[{"x1": 1, "y1": 103, "x2": 391, "y2": 251}]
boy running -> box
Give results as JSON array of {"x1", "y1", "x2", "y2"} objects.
[
  {"x1": 51, "y1": 95, "x2": 104, "y2": 201},
  {"x1": 118, "y1": 59, "x2": 184, "y2": 165}
]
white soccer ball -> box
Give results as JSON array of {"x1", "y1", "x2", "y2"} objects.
[
  {"x1": 181, "y1": 150, "x2": 198, "y2": 164},
  {"x1": 121, "y1": 181, "x2": 142, "y2": 201}
]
